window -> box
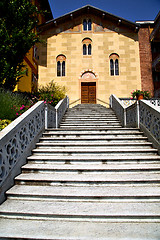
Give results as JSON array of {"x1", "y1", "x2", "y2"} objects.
[
  {"x1": 88, "y1": 44, "x2": 92, "y2": 55},
  {"x1": 82, "y1": 38, "x2": 92, "y2": 56},
  {"x1": 83, "y1": 44, "x2": 87, "y2": 55},
  {"x1": 83, "y1": 19, "x2": 92, "y2": 31},
  {"x1": 33, "y1": 45, "x2": 39, "y2": 60},
  {"x1": 110, "y1": 59, "x2": 114, "y2": 76},
  {"x1": 109, "y1": 53, "x2": 119, "y2": 76},
  {"x1": 83, "y1": 19, "x2": 87, "y2": 31},
  {"x1": 56, "y1": 55, "x2": 66, "y2": 77}
]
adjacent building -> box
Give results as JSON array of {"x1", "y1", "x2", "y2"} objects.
[
  {"x1": 137, "y1": 11, "x2": 160, "y2": 97},
  {"x1": 16, "y1": 0, "x2": 53, "y2": 93}
]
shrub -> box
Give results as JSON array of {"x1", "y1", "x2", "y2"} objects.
[
  {"x1": 0, "y1": 89, "x2": 32, "y2": 120},
  {"x1": 0, "y1": 119, "x2": 12, "y2": 131},
  {"x1": 38, "y1": 81, "x2": 66, "y2": 106}
]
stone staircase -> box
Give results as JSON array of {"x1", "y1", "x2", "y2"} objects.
[{"x1": 0, "y1": 104, "x2": 160, "y2": 239}]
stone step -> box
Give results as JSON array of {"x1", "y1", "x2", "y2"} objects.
[
  {"x1": 36, "y1": 142, "x2": 152, "y2": 148},
  {"x1": 60, "y1": 121, "x2": 121, "y2": 124},
  {"x1": 43, "y1": 129, "x2": 143, "y2": 134},
  {"x1": 62, "y1": 116, "x2": 119, "y2": 119},
  {"x1": 64, "y1": 113, "x2": 118, "y2": 117},
  {"x1": 27, "y1": 154, "x2": 160, "y2": 164},
  {"x1": 15, "y1": 172, "x2": 160, "y2": 186},
  {"x1": 60, "y1": 121, "x2": 121, "y2": 125},
  {"x1": 32, "y1": 148, "x2": 158, "y2": 155},
  {"x1": 1, "y1": 199, "x2": 160, "y2": 221},
  {"x1": 39, "y1": 138, "x2": 149, "y2": 143},
  {"x1": 6, "y1": 185, "x2": 160, "y2": 201},
  {"x1": 42, "y1": 133, "x2": 144, "y2": 138},
  {"x1": 40, "y1": 137, "x2": 148, "y2": 143},
  {"x1": 0, "y1": 218, "x2": 160, "y2": 239},
  {"x1": 59, "y1": 126, "x2": 122, "y2": 129},
  {"x1": 22, "y1": 163, "x2": 160, "y2": 174}
]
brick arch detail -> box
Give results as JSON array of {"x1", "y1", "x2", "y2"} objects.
[{"x1": 79, "y1": 69, "x2": 98, "y2": 79}]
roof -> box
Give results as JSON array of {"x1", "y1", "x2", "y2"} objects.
[{"x1": 39, "y1": 5, "x2": 140, "y2": 31}]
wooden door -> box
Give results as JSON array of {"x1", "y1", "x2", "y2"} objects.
[{"x1": 81, "y1": 82, "x2": 96, "y2": 104}]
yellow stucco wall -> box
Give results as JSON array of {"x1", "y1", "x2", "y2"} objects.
[
  {"x1": 16, "y1": 0, "x2": 45, "y2": 93},
  {"x1": 38, "y1": 15, "x2": 141, "y2": 106}
]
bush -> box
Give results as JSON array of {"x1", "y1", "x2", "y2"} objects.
[
  {"x1": 0, "y1": 81, "x2": 66, "y2": 124},
  {"x1": 38, "y1": 81, "x2": 66, "y2": 107},
  {"x1": 0, "y1": 119, "x2": 12, "y2": 131},
  {"x1": 0, "y1": 89, "x2": 32, "y2": 120}
]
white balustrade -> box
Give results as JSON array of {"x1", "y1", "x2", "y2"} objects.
[
  {"x1": 0, "y1": 97, "x2": 69, "y2": 203},
  {"x1": 109, "y1": 94, "x2": 125, "y2": 126},
  {"x1": 110, "y1": 95, "x2": 160, "y2": 153}
]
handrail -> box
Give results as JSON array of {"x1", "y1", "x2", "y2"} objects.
[
  {"x1": 96, "y1": 98, "x2": 110, "y2": 106},
  {"x1": 55, "y1": 96, "x2": 69, "y2": 128},
  {"x1": 69, "y1": 98, "x2": 81, "y2": 106}
]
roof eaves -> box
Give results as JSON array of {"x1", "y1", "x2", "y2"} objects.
[{"x1": 39, "y1": 5, "x2": 140, "y2": 30}]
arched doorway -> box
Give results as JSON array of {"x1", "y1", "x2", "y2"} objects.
[{"x1": 81, "y1": 72, "x2": 97, "y2": 104}]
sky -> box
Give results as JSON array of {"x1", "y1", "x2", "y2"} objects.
[{"x1": 48, "y1": 0, "x2": 160, "y2": 23}]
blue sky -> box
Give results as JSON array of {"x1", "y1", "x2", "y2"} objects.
[{"x1": 48, "y1": 0, "x2": 160, "y2": 22}]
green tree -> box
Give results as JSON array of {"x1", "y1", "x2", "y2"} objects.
[{"x1": 0, "y1": 0, "x2": 41, "y2": 90}]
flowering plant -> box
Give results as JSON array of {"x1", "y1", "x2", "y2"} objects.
[{"x1": 131, "y1": 90, "x2": 151, "y2": 99}]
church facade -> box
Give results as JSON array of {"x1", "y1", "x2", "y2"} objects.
[{"x1": 38, "y1": 5, "x2": 153, "y2": 105}]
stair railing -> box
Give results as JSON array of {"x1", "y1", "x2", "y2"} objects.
[
  {"x1": 45, "y1": 96, "x2": 69, "y2": 129},
  {"x1": 55, "y1": 96, "x2": 69, "y2": 128},
  {"x1": 109, "y1": 94, "x2": 126, "y2": 127},
  {"x1": 110, "y1": 94, "x2": 160, "y2": 153},
  {"x1": 0, "y1": 96, "x2": 69, "y2": 203},
  {"x1": 0, "y1": 101, "x2": 45, "y2": 203},
  {"x1": 96, "y1": 98, "x2": 110, "y2": 107}
]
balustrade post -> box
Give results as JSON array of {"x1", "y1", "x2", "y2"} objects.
[
  {"x1": 45, "y1": 104, "x2": 48, "y2": 129},
  {"x1": 124, "y1": 108, "x2": 126, "y2": 127},
  {"x1": 136, "y1": 101, "x2": 140, "y2": 128},
  {"x1": 56, "y1": 108, "x2": 58, "y2": 129}
]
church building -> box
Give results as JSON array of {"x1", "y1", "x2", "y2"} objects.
[{"x1": 38, "y1": 5, "x2": 154, "y2": 105}]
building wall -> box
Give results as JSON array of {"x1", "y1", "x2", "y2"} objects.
[
  {"x1": 38, "y1": 15, "x2": 141, "y2": 105},
  {"x1": 138, "y1": 27, "x2": 154, "y2": 95}
]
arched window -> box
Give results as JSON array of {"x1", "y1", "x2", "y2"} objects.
[
  {"x1": 82, "y1": 38, "x2": 92, "y2": 56},
  {"x1": 57, "y1": 61, "x2": 61, "y2": 76},
  {"x1": 115, "y1": 59, "x2": 119, "y2": 75},
  {"x1": 88, "y1": 44, "x2": 92, "y2": 55},
  {"x1": 109, "y1": 53, "x2": 119, "y2": 76},
  {"x1": 110, "y1": 59, "x2": 114, "y2": 76},
  {"x1": 56, "y1": 55, "x2": 66, "y2": 77},
  {"x1": 88, "y1": 19, "x2": 92, "y2": 31},
  {"x1": 83, "y1": 19, "x2": 92, "y2": 31},
  {"x1": 62, "y1": 61, "x2": 65, "y2": 76},
  {"x1": 83, "y1": 19, "x2": 87, "y2": 31},
  {"x1": 83, "y1": 44, "x2": 87, "y2": 55}
]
